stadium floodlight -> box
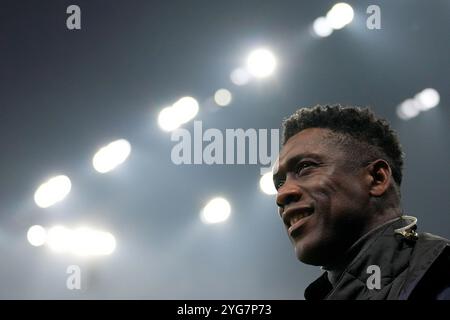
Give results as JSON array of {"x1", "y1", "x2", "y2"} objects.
[
  {"x1": 200, "y1": 197, "x2": 231, "y2": 224},
  {"x1": 246, "y1": 48, "x2": 277, "y2": 78},
  {"x1": 34, "y1": 175, "x2": 72, "y2": 208},
  {"x1": 92, "y1": 139, "x2": 131, "y2": 173}
]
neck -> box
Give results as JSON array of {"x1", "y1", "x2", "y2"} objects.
[
  {"x1": 362, "y1": 206, "x2": 402, "y2": 236},
  {"x1": 322, "y1": 215, "x2": 402, "y2": 286},
  {"x1": 322, "y1": 207, "x2": 402, "y2": 272},
  {"x1": 321, "y1": 217, "x2": 400, "y2": 287}
]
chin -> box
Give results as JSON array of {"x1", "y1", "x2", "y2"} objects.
[{"x1": 294, "y1": 238, "x2": 331, "y2": 266}]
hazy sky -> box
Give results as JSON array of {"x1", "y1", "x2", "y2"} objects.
[{"x1": 0, "y1": 0, "x2": 448, "y2": 299}]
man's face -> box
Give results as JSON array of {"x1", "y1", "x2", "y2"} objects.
[{"x1": 273, "y1": 128, "x2": 372, "y2": 267}]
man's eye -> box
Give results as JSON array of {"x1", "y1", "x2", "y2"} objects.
[
  {"x1": 275, "y1": 179, "x2": 285, "y2": 190},
  {"x1": 296, "y1": 161, "x2": 316, "y2": 175}
]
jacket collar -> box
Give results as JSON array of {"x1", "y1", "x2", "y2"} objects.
[{"x1": 305, "y1": 216, "x2": 446, "y2": 300}]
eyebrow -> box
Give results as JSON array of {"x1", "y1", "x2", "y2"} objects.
[{"x1": 273, "y1": 153, "x2": 323, "y2": 184}]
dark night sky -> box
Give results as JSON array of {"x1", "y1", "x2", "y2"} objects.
[{"x1": 0, "y1": 0, "x2": 448, "y2": 298}]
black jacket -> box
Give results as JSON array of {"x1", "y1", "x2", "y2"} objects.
[{"x1": 304, "y1": 217, "x2": 450, "y2": 300}]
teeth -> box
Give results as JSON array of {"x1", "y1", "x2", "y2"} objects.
[{"x1": 289, "y1": 212, "x2": 309, "y2": 226}]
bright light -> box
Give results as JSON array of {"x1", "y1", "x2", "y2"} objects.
[
  {"x1": 34, "y1": 175, "x2": 72, "y2": 208},
  {"x1": 313, "y1": 16, "x2": 333, "y2": 37},
  {"x1": 230, "y1": 68, "x2": 250, "y2": 86},
  {"x1": 92, "y1": 139, "x2": 131, "y2": 173},
  {"x1": 158, "y1": 96, "x2": 199, "y2": 132},
  {"x1": 200, "y1": 197, "x2": 231, "y2": 224},
  {"x1": 47, "y1": 225, "x2": 116, "y2": 256},
  {"x1": 397, "y1": 88, "x2": 441, "y2": 120},
  {"x1": 158, "y1": 106, "x2": 181, "y2": 131},
  {"x1": 27, "y1": 225, "x2": 47, "y2": 247},
  {"x1": 246, "y1": 48, "x2": 277, "y2": 78},
  {"x1": 172, "y1": 96, "x2": 199, "y2": 123},
  {"x1": 259, "y1": 172, "x2": 277, "y2": 195},
  {"x1": 47, "y1": 226, "x2": 73, "y2": 253},
  {"x1": 415, "y1": 88, "x2": 440, "y2": 110},
  {"x1": 71, "y1": 227, "x2": 116, "y2": 256},
  {"x1": 214, "y1": 89, "x2": 232, "y2": 107},
  {"x1": 326, "y1": 3, "x2": 354, "y2": 30},
  {"x1": 396, "y1": 99, "x2": 421, "y2": 120}
]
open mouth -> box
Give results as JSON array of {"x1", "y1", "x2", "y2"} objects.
[{"x1": 283, "y1": 207, "x2": 314, "y2": 236}]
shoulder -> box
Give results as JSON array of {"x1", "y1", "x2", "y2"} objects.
[
  {"x1": 404, "y1": 233, "x2": 450, "y2": 300},
  {"x1": 419, "y1": 232, "x2": 450, "y2": 243}
]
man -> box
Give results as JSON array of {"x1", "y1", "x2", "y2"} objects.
[{"x1": 273, "y1": 105, "x2": 450, "y2": 300}]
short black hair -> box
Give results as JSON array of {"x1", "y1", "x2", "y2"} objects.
[{"x1": 282, "y1": 105, "x2": 404, "y2": 187}]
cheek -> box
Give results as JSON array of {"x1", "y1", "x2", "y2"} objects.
[
  {"x1": 303, "y1": 175, "x2": 335, "y2": 211},
  {"x1": 305, "y1": 174, "x2": 366, "y2": 219},
  {"x1": 322, "y1": 177, "x2": 369, "y2": 231}
]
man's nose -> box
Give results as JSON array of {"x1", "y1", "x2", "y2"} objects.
[{"x1": 276, "y1": 177, "x2": 302, "y2": 210}]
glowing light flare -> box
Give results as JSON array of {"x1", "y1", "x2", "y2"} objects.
[
  {"x1": 397, "y1": 99, "x2": 420, "y2": 120},
  {"x1": 326, "y1": 3, "x2": 354, "y2": 30},
  {"x1": 158, "y1": 96, "x2": 199, "y2": 132},
  {"x1": 27, "y1": 225, "x2": 47, "y2": 247},
  {"x1": 158, "y1": 106, "x2": 181, "y2": 131},
  {"x1": 34, "y1": 175, "x2": 72, "y2": 208},
  {"x1": 71, "y1": 227, "x2": 116, "y2": 256},
  {"x1": 397, "y1": 88, "x2": 440, "y2": 120},
  {"x1": 200, "y1": 197, "x2": 231, "y2": 224},
  {"x1": 415, "y1": 88, "x2": 440, "y2": 110},
  {"x1": 312, "y1": 17, "x2": 333, "y2": 37},
  {"x1": 172, "y1": 96, "x2": 199, "y2": 122},
  {"x1": 259, "y1": 172, "x2": 277, "y2": 195},
  {"x1": 47, "y1": 226, "x2": 73, "y2": 253},
  {"x1": 46, "y1": 225, "x2": 116, "y2": 256},
  {"x1": 214, "y1": 89, "x2": 233, "y2": 107},
  {"x1": 92, "y1": 139, "x2": 131, "y2": 173},
  {"x1": 246, "y1": 49, "x2": 277, "y2": 78}
]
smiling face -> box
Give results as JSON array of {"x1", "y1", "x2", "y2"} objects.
[{"x1": 274, "y1": 128, "x2": 375, "y2": 267}]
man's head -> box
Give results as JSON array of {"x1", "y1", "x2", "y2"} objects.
[{"x1": 273, "y1": 105, "x2": 404, "y2": 267}]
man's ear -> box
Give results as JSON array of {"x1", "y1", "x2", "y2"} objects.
[{"x1": 366, "y1": 159, "x2": 392, "y2": 197}]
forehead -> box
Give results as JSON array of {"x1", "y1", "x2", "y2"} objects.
[{"x1": 274, "y1": 128, "x2": 342, "y2": 173}]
